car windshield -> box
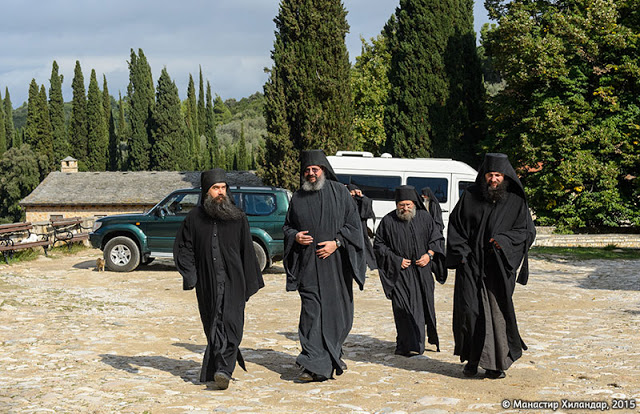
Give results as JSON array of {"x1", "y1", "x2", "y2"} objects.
[{"x1": 156, "y1": 192, "x2": 200, "y2": 216}]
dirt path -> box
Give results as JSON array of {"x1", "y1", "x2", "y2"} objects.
[{"x1": 1, "y1": 249, "x2": 638, "y2": 413}]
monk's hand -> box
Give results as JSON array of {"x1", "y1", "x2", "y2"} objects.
[
  {"x1": 489, "y1": 238, "x2": 502, "y2": 249},
  {"x1": 296, "y1": 231, "x2": 314, "y2": 245},
  {"x1": 316, "y1": 240, "x2": 337, "y2": 259},
  {"x1": 415, "y1": 253, "x2": 430, "y2": 267},
  {"x1": 400, "y1": 258, "x2": 412, "y2": 269}
]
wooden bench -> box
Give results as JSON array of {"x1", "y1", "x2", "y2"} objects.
[
  {"x1": 0, "y1": 222, "x2": 52, "y2": 263},
  {"x1": 50, "y1": 217, "x2": 91, "y2": 250}
]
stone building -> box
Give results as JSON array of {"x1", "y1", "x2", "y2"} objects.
[{"x1": 20, "y1": 158, "x2": 262, "y2": 223}]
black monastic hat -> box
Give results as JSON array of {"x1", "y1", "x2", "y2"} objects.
[
  {"x1": 200, "y1": 168, "x2": 227, "y2": 199},
  {"x1": 300, "y1": 149, "x2": 338, "y2": 182},
  {"x1": 394, "y1": 185, "x2": 426, "y2": 210}
]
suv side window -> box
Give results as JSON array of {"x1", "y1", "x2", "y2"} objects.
[
  {"x1": 159, "y1": 192, "x2": 200, "y2": 216},
  {"x1": 242, "y1": 193, "x2": 277, "y2": 216}
]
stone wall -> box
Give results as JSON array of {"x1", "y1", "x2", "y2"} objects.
[
  {"x1": 533, "y1": 227, "x2": 640, "y2": 248},
  {"x1": 25, "y1": 205, "x2": 152, "y2": 223}
]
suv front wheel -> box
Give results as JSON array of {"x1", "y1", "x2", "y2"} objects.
[
  {"x1": 104, "y1": 236, "x2": 140, "y2": 272},
  {"x1": 253, "y1": 241, "x2": 268, "y2": 272}
]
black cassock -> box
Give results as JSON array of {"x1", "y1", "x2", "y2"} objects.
[
  {"x1": 446, "y1": 184, "x2": 535, "y2": 371},
  {"x1": 174, "y1": 206, "x2": 264, "y2": 382},
  {"x1": 353, "y1": 194, "x2": 377, "y2": 270},
  {"x1": 283, "y1": 179, "x2": 366, "y2": 378},
  {"x1": 374, "y1": 209, "x2": 445, "y2": 354}
]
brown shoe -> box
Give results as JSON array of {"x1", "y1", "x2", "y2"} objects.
[{"x1": 297, "y1": 369, "x2": 314, "y2": 382}]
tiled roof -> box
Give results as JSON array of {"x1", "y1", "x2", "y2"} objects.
[{"x1": 20, "y1": 171, "x2": 263, "y2": 206}]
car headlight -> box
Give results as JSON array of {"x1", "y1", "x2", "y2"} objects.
[{"x1": 92, "y1": 221, "x2": 102, "y2": 232}]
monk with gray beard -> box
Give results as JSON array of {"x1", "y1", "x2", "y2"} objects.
[
  {"x1": 374, "y1": 185, "x2": 446, "y2": 356},
  {"x1": 173, "y1": 168, "x2": 264, "y2": 390}
]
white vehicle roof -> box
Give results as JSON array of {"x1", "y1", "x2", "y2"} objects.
[{"x1": 328, "y1": 152, "x2": 477, "y2": 176}]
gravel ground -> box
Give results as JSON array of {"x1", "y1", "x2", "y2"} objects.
[{"x1": 1, "y1": 248, "x2": 639, "y2": 413}]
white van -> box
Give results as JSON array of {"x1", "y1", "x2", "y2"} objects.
[{"x1": 327, "y1": 151, "x2": 477, "y2": 235}]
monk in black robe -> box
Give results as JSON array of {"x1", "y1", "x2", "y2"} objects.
[
  {"x1": 173, "y1": 168, "x2": 264, "y2": 389},
  {"x1": 446, "y1": 153, "x2": 536, "y2": 379},
  {"x1": 283, "y1": 149, "x2": 366, "y2": 382},
  {"x1": 347, "y1": 184, "x2": 377, "y2": 270},
  {"x1": 374, "y1": 185, "x2": 446, "y2": 355},
  {"x1": 421, "y1": 187, "x2": 445, "y2": 236}
]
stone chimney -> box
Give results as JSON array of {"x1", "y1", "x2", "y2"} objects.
[{"x1": 61, "y1": 156, "x2": 78, "y2": 173}]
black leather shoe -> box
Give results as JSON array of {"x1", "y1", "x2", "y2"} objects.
[
  {"x1": 485, "y1": 369, "x2": 506, "y2": 379},
  {"x1": 297, "y1": 369, "x2": 314, "y2": 382},
  {"x1": 339, "y1": 359, "x2": 348, "y2": 371},
  {"x1": 463, "y1": 362, "x2": 478, "y2": 377},
  {"x1": 214, "y1": 371, "x2": 231, "y2": 389}
]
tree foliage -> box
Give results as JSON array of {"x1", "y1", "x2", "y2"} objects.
[
  {"x1": 49, "y1": 61, "x2": 69, "y2": 165},
  {"x1": 484, "y1": 0, "x2": 640, "y2": 230},
  {"x1": 151, "y1": 68, "x2": 185, "y2": 171},
  {"x1": 0, "y1": 145, "x2": 48, "y2": 222},
  {"x1": 262, "y1": 0, "x2": 354, "y2": 188},
  {"x1": 127, "y1": 49, "x2": 154, "y2": 171},
  {"x1": 385, "y1": 0, "x2": 485, "y2": 165},
  {"x1": 86, "y1": 69, "x2": 108, "y2": 171},
  {"x1": 0, "y1": 90, "x2": 5, "y2": 157},
  {"x1": 4, "y1": 88, "x2": 14, "y2": 150},
  {"x1": 69, "y1": 61, "x2": 88, "y2": 164}
]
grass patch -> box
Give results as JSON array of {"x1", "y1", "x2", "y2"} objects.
[{"x1": 530, "y1": 246, "x2": 640, "y2": 260}]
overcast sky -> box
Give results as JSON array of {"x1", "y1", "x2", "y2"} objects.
[{"x1": 0, "y1": 0, "x2": 490, "y2": 107}]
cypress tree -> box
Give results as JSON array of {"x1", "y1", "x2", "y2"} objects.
[
  {"x1": 24, "y1": 79, "x2": 40, "y2": 147},
  {"x1": 35, "y1": 85, "x2": 54, "y2": 171},
  {"x1": 127, "y1": 49, "x2": 154, "y2": 171},
  {"x1": 69, "y1": 61, "x2": 88, "y2": 163},
  {"x1": 185, "y1": 74, "x2": 199, "y2": 169},
  {"x1": 205, "y1": 81, "x2": 219, "y2": 168},
  {"x1": 116, "y1": 92, "x2": 129, "y2": 170},
  {"x1": 237, "y1": 123, "x2": 248, "y2": 170},
  {"x1": 213, "y1": 95, "x2": 232, "y2": 126},
  {"x1": 103, "y1": 75, "x2": 118, "y2": 170},
  {"x1": 385, "y1": 0, "x2": 485, "y2": 163},
  {"x1": 86, "y1": 69, "x2": 108, "y2": 171},
  {"x1": 262, "y1": 0, "x2": 353, "y2": 188},
  {"x1": 4, "y1": 88, "x2": 15, "y2": 149},
  {"x1": 0, "y1": 90, "x2": 5, "y2": 157},
  {"x1": 151, "y1": 68, "x2": 184, "y2": 170},
  {"x1": 49, "y1": 61, "x2": 69, "y2": 164},
  {"x1": 197, "y1": 66, "x2": 206, "y2": 137}
]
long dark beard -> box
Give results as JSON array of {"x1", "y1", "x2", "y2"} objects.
[
  {"x1": 302, "y1": 173, "x2": 326, "y2": 192},
  {"x1": 395, "y1": 206, "x2": 416, "y2": 222},
  {"x1": 482, "y1": 180, "x2": 509, "y2": 203},
  {"x1": 203, "y1": 193, "x2": 245, "y2": 221}
]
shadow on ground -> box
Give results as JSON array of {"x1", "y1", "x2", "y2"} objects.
[{"x1": 100, "y1": 353, "x2": 202, "y2": 384}]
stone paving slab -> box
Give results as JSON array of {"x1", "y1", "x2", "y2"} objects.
[{"x1": 1, "y1": 250, "x2": 639, "y2": 413}]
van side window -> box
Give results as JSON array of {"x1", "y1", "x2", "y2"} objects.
[
  {"x1": 406, "y1": 177, "x2": 448, "y2": 203},
  {"x1": 459, "y1": 181, "x2": 474, "y2": 197},
  {"x1": 336, "y1": 174, "x2": 401, "y2": 200}
]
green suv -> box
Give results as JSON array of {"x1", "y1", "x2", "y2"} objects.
[{"x1": 89, "y1": 186, "x2": 291, "y2": 272}]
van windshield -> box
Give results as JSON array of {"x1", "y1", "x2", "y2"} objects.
[
  {"x1": 406, "y1": 177, "x2": 448, "y2": 203},
  {"x1": 336, "y1": 174, "x2": 401, "y2": 200}
]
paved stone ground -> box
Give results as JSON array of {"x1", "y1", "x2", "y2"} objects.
[{"x1": 1, "y1": 249, "x2": 638, "y2": 413}]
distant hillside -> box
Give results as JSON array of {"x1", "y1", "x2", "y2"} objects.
[{"x1": 216, "y1": 92, "x2": 266, "y2": 152}]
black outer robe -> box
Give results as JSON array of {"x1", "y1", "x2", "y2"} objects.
[
  {"x1": 374, "y1": 208, "x2": 445, "y2": 353},
  {"x1": 283, "y1": 179, "x2": 366, "y2": 378},
  {"x1": 174, "y1": 205, "x2": 264, "y2": 382},
  {"x1": 421, "y1": 187, "x2": 445, "y2": 235},
  {"x1": 446, "y1": 154, "x2": 536, "y2": 371},
  {"x1": 352, "y1": 192, "x2": 377, "y2": 270}
]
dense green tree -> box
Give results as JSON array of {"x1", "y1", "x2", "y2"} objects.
[
  {"x1": 185, "y1": 74, "x2": 199, "y2": 170},
  {"x1": 0, "y1": 90, "x2": 5, "y2": 157},
  {"x1": 24, "y1": 79, "x2": 40, "y2": 146},
  {"x1": 484, "y1": 0, "x2": 640, "y2": 230},
  {"x1": 127, "y1": 49, "x2": 154, "y2": 171},
  {"x1": 69, "y1": 61, "x2": 88, "y2": 163},
  {"x1": 103, "y1": 76, "x2": 117, "y2": 170},
  {"x1": 198, "y1": 67, "x2": 207, "y2": 137},
  {"x1": 86, "y1": 69, "x2": 108, "y2": 171},
  {"x1": 151, "y1": 68, "x2": 185, "y2": 170},
  {"x1": 49, "y1": 61, "x2": 69, "y2": 164},
  {"x1": 351, "y1": 33, "x2": 391, "y2": 155},
  {"x1": 385, "y1": 0, "x2": 485, "y2": 164},
  {"x1": 213, "y1": 94, "x2": 232, "y2": 126},
  {"x1": 205, "y1": 81, "x2": 219, "y2": 168},
  {"x1": 236, "y1": 123, "x2": 248, "y2": 170},
  {"x1": 116, "y1": 92, "x2": 129, "y2": 170},
  {"x1": 35, "y1": 85, "x2": 54, "y2": 171},
  {"x1": 0, "y1": 145, "x2": 49, "y2": 221},
  {"x1": 4, "y1": 88, "x2": 15, "y2": 149},
  {"x1": 262, "y1": 0, "x2": 354, "y2": 188}
]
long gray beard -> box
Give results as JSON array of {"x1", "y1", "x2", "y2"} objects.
[
  {"x1": 302, "y1": 174, "x2": 326, "y2": 192},
  {"x1": 396, "y1": 207, "x2": 416, "y2": 222},
  {"x1": 203, "y1": 193, "x2": 245, "y2": 221},
  {"x1": 482, "y1": 180, "x2": 509, "y2": 203}
]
